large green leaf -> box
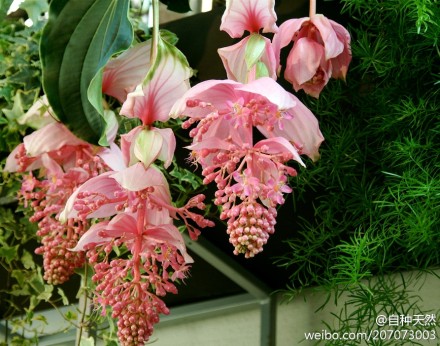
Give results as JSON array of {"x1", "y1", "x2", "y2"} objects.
[{"x1": 40, "y1": 0, "x2": 133, "y2": 145}]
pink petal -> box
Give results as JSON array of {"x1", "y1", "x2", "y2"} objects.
[
  {"x1": 311, "y1": 14, "x2": 344, "y2": 60},
  {"x1": 4, "y1": 145, "x2": 22, "y2": 172},
  {"x1": 218, "y1": 38, "x2": 249, "y2": 83},
  {"x1": 60, "y1": 172, "x2": 121, "y2": 221},
  {"x1": 120, "y1": 43, "x2": 192, "y2": 125},
  {"x1": 153, "y1": 127, "x2": 176, "y2": 169},
  {"x1": 254, "y1": 137, "x2": 305, "y2": 167},
  {"x1": 236, "y1": 77, "x2": 296, "y2": 109},
  {"x1": 40, "y1": 153, "x2": 63, "y2": 177},
  {"x1": 97, "y1": 142, "x2": 126, "y2": 171},
  {"x1": 258, "y1": 96, "x2": 324, "y2": 161},
  {"x1": 170, "y1": 79, "x2": 240, "y2": 119},
  {"x1": 64, "y1": 167, "x2": 90, "y2": 186},
  {"x1": 220, "y1": 0, "x2": 278, "y2": 38},
  {"x1": 144, "y1": 224, "x2": 193, "y2": 263},
  {"x1": 120, "y1": 126, "x2": 143, "y2": 167},
  {"x1": 23, "y1": 122, "x2": 87, "y2": 157},
  {"x1": 70, "y1": 221, "x2": 110, "y2": 251},
  {"x1": 105, "y1": 213, "x2": 137, "y2": 238},
  {"x1": 272, "y1": 17, "x2": 309, "y2": 69},
  {"x1": 110, "y1": 162, "x2": 153, "y2": 191},
  {"x1": 186, "y1": 136, "x2": 232, "y2": 151},
  {"x1": 145, "y1": 207, "x2": 173, "y2": 227},
  {"x1": 285, "y1": 37, "x2": 324, "y2": 86},
  {"x1": 329, "y1": 20, "x2": 352, "y2": 80},
  {"x1": 102, "y1": 40, "x2": 151, "y2": 103},
  {"x1": 110, "y1": 164, "x2": 171, "y2": 207}
]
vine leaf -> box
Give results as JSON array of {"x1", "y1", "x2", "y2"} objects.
[
  {"x1": 160, "y1": 0, "x2": 191, "y2": 13},
  {"x1": 40, "y1": 0, "x2": 133, "y2": 145}
]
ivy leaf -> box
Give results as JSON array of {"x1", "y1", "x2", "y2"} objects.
[
  {"x1": 170, "y1": 164, "x2": 203, "y2": 190},
  {"x1": 159, "y1": 0, "x2": 191, "y2": 13},
  {"x1": 36, "y1": 284, "x2": 53, "y2": 301},
  {"x1": 0, "y1": 244, "x2": 19, "y2": 264},
  {"x1": 40, "y1": 0, "x2": 133, "y2": 145},
  {"x1": 57, "y1": 287, "x2": 69, "y2": 305},
  {"x1": 21, "y1": 250, "x2": 35, "y2": 270}
]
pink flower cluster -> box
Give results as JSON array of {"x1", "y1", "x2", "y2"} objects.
[
  {"x1": 172, "y1": 0, "x2": 351, "y2": 256},
  {"x1": 5, "y1": 122, "x2": 108, "y2": 284},
  {"x1": 5, "y1": 1, "x2": 352, "y2": 344},
  {"x1": 172, "y1": 77, "x2": 323, "y2": 257},
  {"x1": 218, "y1": 0, "x2": 351, "y2": 97},
  {"x1": 7, "y1": 34, "x2": 213, "y2": 344}
]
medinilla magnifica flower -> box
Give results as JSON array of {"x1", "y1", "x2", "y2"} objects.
[{"x1": 273, "y1": 14, "x2": 351, "y2": 98}]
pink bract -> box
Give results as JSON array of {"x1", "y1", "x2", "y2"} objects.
[
  {"x1": 220, "y1": 0, "x2": 278, "y2": 38},
  {"x1": 273, "y1": 14, "x2": 352, "y2": 98},
  {"x1": 121, "y1": 126, "x2": 176, "y2": 168},
  {"x1": 172, "y1": 77, "x2": 323, "y2": 162},
  {"x1": 218, "y1": 35, "x2": 277, "y2": 83},
  {"x1": 102, "y1": 40, "x2": 151, "y2": 103},
  {"x1": 120, "y1": 48, "x2": 192, "y2": 125}
]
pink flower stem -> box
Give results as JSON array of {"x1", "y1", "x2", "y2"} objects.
[{"x1": 309, "y1": 0, "x2": 316, "y2": 17}]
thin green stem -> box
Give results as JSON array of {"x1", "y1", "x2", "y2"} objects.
[
  {"x1": 150, "y1": 0, "x2": 160, "y2": 65},
  {"x1": 76, "y1": 264, "x2": 90, "y2": 346}
]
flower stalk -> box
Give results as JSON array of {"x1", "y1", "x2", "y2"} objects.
[
  {"x1": 309, "y1": 0, "x2": 316, "y2": 17},
  {"x1": 150, "y1": 0, "x2": 160, "y2": 65}
]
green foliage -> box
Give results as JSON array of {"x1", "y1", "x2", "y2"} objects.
[
  {"x1": 40, "y1": 0, "x2": 133, "y2": 145},
  {"x1": 0, "y1": 19, "x2": 42, "y2": 153},
  {"x1": 0, "y1": 13, "x2": 68, "y2": 341},
  {"x1": 278, "y1": 0, "x2": 440, "y2": 335}
]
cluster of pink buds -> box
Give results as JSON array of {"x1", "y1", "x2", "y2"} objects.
[
  {"x1": 5, "y1": 122, "x2": 109, "y2": 284},
  {"x1": 61, "y1": 159, "x2": 212, "y2": 342},
  {"x1": 88, "y1": 254, "x2": 178, "y2": 345}
]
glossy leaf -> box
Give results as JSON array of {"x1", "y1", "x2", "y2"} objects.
[{"x1": 40, "y1": 0, "x2": 133, "y2": 145}]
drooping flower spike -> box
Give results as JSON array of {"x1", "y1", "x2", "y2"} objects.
[
  {"x1": 61, "y1": 160, "x2": 213, "y2": 343},
  {"x1": 172, "y1": 77, "x2": 324, "y2": 256}
]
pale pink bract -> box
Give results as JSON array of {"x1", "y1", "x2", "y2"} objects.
[
  {"x1": 273, "y1": 14, "x2": 352, "y2": 98},
  {"x1": 220, "y1": 0, "x2": 278, "y2": 38}
]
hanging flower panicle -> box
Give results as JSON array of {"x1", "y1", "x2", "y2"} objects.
[
  {"x1": 172, "y1": 77, "x2": 323, "y2": 257},
  {"x1": 58, "y1": 26, "x2": 213, "y2": 344}
]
